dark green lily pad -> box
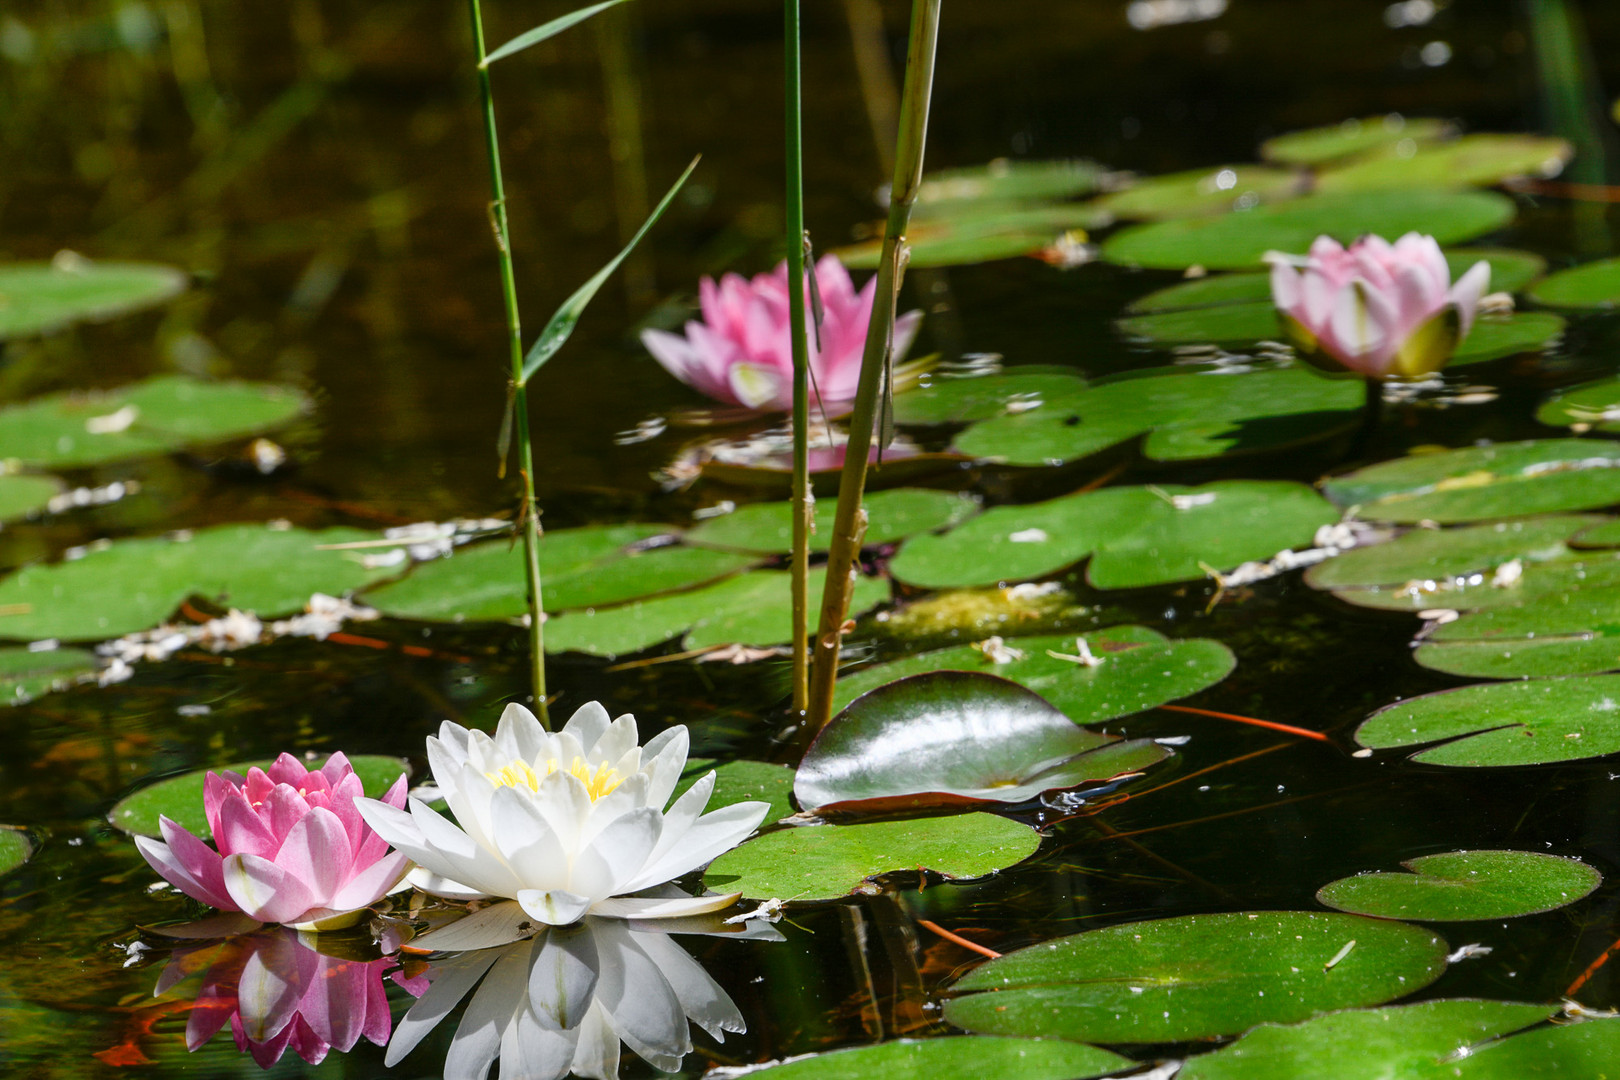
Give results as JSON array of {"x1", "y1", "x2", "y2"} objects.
[
  {"x1": 0, "y1": 376, "x2": 310, "y2": 468},
  {"x1": 1416, "y1": 584, "x2": 1620, "y2": 678},
  {"x1": 0, "y1": 646, "x2": 100, "y2": 705},
  {"x1": 839, "y1": 207, "x2": 1103, "y2": 270},
  {"x1": 1094, "y1": 165, "x2": 1303, "y2": 220},
  {"x1": 1527, "y1": 256, "x2": 1620, "y2": 309},
  {"x1": 702, "y1": 813, "x2": 1041, "y2": 901},
  {"x1": 0, "y1": 829, "x2": 32, "y2": 878},
  {"x1": 0, "y1": 524, "x2": 394, "y2": 642},
  {"x1": 679, "y1": 758, "x2": 796, "y2": 826},
  {"x1": 953, "y1": 366, "x2": 1361, "y2": 466},
  {"x1": 1538, "y1": 376, "x2": 1620, "y2": 432},
  {"x1": 735, "y1": 1036, "x2": 1129, "y2": 1080},
  {"x1": 1177, "y1": 999, "x2": 1559, "y2": 1080},
  {"x1": 1314, "y1": 134, "x2": 1572, "y2": 194},
  {"x1": 1357, "y1": 673, "x2": 1620, "y2": 766},
  {"x1": 1115, "y1": 301, "x2": 1281, "y2": 345},
  {"x1": 363, "y1": 525, "x2": 756, "y2": 622},
  {"x1": 0, "y1": 475, "x2": 64, "y2": 524},
  {"x1": 1322, "y1": 440, "x2": 1620, "y2": 524},
  {"x1": 0, "y1": 259, "x2": 186, "y2": 340},
  {"x1": 832, "y1": 625, "x2": 1235, "y2": 721},
  {"x1": 1103, "y1": 190, "x2": 1516, "y2": 271},
  {"x1": 686, "y1": 488, "x2": 979, "y2": 555},
  {"x1": 1260, "y1": 116, "x2": 1454, "y2": 166},
  {"x1": 1317, "y1": 850, "x2": 1600, "y2": 921},
  {"x1": 1125, "y1": 272, "x2": 1272, "y2": 313},
  {"x1": 944, "y1": 911, "x2": 1448, "y2": 1044},
  {"x1": 914, "y1": 160, "x2": 1111, "y2": 209},
  {"x1": 891, "y1": 369, "x2": 1088, "y2": 427},
  {"x1": 890, "y1": 481, "x2": 1338, "y2": 591},
  {"x1": 542, "y1": 567, "x2": 888, "y2": 657},
  {"x1": 109, "y1": 755, "x2": 411, "y2": 839},
  {"x1": 797, "y1": 672, "x2": 1170, "y2": 813},
  {"x1": 1449, "y1": 312, "x2": 1566, "y2": 367},
  {"x1": 1451, "y1": 1016, "x2": 1620, "y2": 1077}
]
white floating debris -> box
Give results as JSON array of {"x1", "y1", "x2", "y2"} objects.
[
  {"x1": 177, "y1": 704, "x2": 212, "y2": 717},
  {"x1": 1446, "y1": 943, "x2": 1493, "y2": 963},
  {"x1": 1003, "y1": 581, "x2": 1063, "y2": 601},
  {"x1": 1491, "y1": 559, "x2": 1523, "y2": 588},
  {"x1": 973, "y1": 635, "x2": 1026, "y2": 664},
  {"x1": 614, "y1": 416, "x2": 667, "y2": 445},
  {"x1": 692, "y1": 500, "x2": 736, "y2": 521},
  {"x1": 1155, "y1": 735, "x2": 1192, "y2": 746},
  {"x1": 1127, "y1": 0, "x2": 1227, "y2": 31},
  {"x1": 698, "y1": 644, "x2": 790, "y2": 665},
  {"x1": 724, "y1": 898, "x2": 786, "y2": 924},
  {"x1": 26, "y1": 639, "x2": 58, "y2": 653},
  {"x1": 248, "y1": 437, "x2": 288, "y2": 474},
  {"x1": 1047, "y1": 637, "x2": 1105, "y2": 667},
  {"x1": 84, "y1": 405, "x2": 138, "y2": 434},
  {"x1": 1008, "y1": 528, "x2": 1048, "y2": 543}
]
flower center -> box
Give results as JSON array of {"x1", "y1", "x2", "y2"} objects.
[{"x1": 485, "y1": 757, "x2": 624, "y2": 801}]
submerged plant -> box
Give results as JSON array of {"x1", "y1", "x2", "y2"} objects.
[{"x1": 134, "y1": 753, "x2": 410, "y2": 930}]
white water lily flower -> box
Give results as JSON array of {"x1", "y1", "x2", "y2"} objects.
[{"x1": 355, "y1": 702, "x2": 768, "y2": 928}]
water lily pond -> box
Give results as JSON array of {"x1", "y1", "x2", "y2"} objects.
[{"x1": 5, "y1": 0, "x2": 1620, "y2": 1077}]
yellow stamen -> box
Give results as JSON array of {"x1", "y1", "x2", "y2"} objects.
[{"x1": 485, "y1": 757, "x2": 624, "y2": 801}]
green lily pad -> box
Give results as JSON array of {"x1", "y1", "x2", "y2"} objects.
[
  {"x1": 1103, "y1": 190, "x2": 1516, "y2": 271},
  {"x1": 702, "y1": 814, "x2": 1041, "y2": 901},
  {"x1": 1445, "y1": 249, "x2": 1548, "y2": 294},
  {"x1": 1449, "y1": 312, "x2": 1567, "y2": 367},
  {"x1": 797, "y1": 672, "x2": 1170, "y2": 813},
  {"x1": 831, "y1": 625, "x2": 1235, "y2": 721},
  {"x1": 890, "y1": 481, "x2": 1339, "y2": 591},
  {"x1": 687, "y1": 489, "x2": 979, "y2": 555},
  {"x1": 0, "y1": 646, "x2": 100, "y2": 705},
  {"x1": 542, "y1": 567, "x2": 888, "y2": 657},
  {"x1": 0, "y1": 524, "x2": 394, "y2": 642},
  {"x1": 1094, "y1": 165, "x2": 1303, "y2": 220},
  {"x1": 944, "y1": 911, "x2": 1448, "y2": 1044},
  {"x1": 1451, "y1": 1016, "x2": 1620, "y2": 1078},
  {"x1": 914, "y1": 159, "x2": 1110, "y2": 208},
  {"x1": 0, "y1": 259, "x2": 186, "y2": 340},
  {"x1": 1125, "y1": 271, "x2": 1273, "y2": 313},
  {"x1": 109, "y1": 755, "x2": 411, "y2": 839},
  {"x1": 1357, "y1": 673, "x2": 1620, "y2": 766},
  {"x1": 1177, "y1": 999, "x2": 1559, "y2": 1080},
  {"x1": 1260, "y1": 116, "x2": 1454, "y2": 166},
  {"x1": 1416, "y1": 584, "x2": 1620, "y2": 678},
  {"x1": 0, "y1": 475, "x2": 64, "y2": 523},
  {"x1": 1115, "y1": 301, "x2": 1281, "y2": 345},
  {"x1": 891, "y1": 369, "x2": 1088, "y2": 427},
  {"x1": 1317, "y1": 850, "x2": 1600, "y2": 921},
  {"x1": 735, "y1": 1036, "x2": 1129, "y2": 1080},
  {"x1": 1538, "y1": 376, "x2": 1620, "y2": 432},
  {"x1": 0, "y1": 375, "x2": 310, "y2": 468},
  {"x1": 679, "y1": 758, "x2": 796, "y2": 826},
  {"x1": 1322, "y1": 440, "x2": 1620, "y2": 524},
  {"x1": 839, "y1": 207, "x2": 1103, "y2": 270},
  {"x1": 363, "y1": 525, "x2": 756, "y2": 622},
  {"x1": 1314, "y1": 134, "x2": 1572, "y2": 194},
  {"x1": 1527, "y1": 256, "x2": 1620, "y2": 309},
  {"x1": 954, "y1": 366, "x2": 1361, "y2": 466},
  {"x1": 0, "y1": 829, "x2": 32, "y2": 877}
]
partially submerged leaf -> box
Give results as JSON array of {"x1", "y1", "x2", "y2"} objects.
[
  {"x1": 0, "y1": 259, "x2": 186, "y2": 340},
  {"x1": 0, "y1": 646, "x2": 100, "y2": 705},
  {"x1": 1538, "y1": 375, "x2": 1620, "y2": 432},
  {"x1": 0, "y1": 475, "x2": 65, "y2": 524},
  {"x1": 890, "y1": 368, "x2": 1088, "y2": 427},
  {"x1": 733, "y1": 1036, "x2": 1129, "y2": 1080},
  {"x1": 1317, "y1": 850, "x2": 1601, "y2": 921}
]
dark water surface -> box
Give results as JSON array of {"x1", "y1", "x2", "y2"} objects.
[{"x1": 4, "y1": 0, "x2": 1620, "y2": 1076}]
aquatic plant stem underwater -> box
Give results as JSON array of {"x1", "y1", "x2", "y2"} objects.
[
  {"x1": 469, "y1": 0, "x2": 550, "y2": 726},
  {"x1": 785, "y1": 0, "x2": 811, "y2": 714},
  {"x1": 805, "y1": 0, "x2": 943, "y2": 737}
]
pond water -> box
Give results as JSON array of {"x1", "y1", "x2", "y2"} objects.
[{"x1": 4, "y1": 0, "x2": 1620, "y2": 1077}]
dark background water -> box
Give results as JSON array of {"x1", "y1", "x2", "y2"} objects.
[{"x1": 3, "y1": 0, "x2": 1620, "y2": 1075}]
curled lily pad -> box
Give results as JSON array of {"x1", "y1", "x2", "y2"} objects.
[
  {"x1": 0, "y1": 646, "x2": 100, "y2": 705},
  {"x1": 796, "y1": 672, "x2": 1170, "y2": 814},
  {"x1": 686, "y1": 488, "x2": 979, "y2": 555},
  {"x1": 1356, "y1": 673, "x2": 1620, "y2": 766},
  {"x1": 0, "y1": 258, "x2": 186, "y2": 340},
  {"x1": 1538, "y1": 376, "x2": 1620, "y2": 432},
  {"x1": 1527, "y1": 256, "x2": 1620, "y2": 309},
  {"x1": 1314, "y1": 134, "x2": 1572, "y2": 194},
  {"x1": 1322, "y1": 440, "x2": 1620, "y2": 524},
  {"x1": 1103, "y1": 190, "x2": 1516, "y2": 271},
  {"x1": 1449, "y1": 312, "x2": 1566, "y2": 367},
  {"x1": 0, "y1": 376, "x2": 310, "y2": 468},
  {"x1": 0, "y1": 828, "x2": 32, "y2": 878},
  {"x1": 892, "y1": 368, "x2": 1088, "y2": 427},
  {"x1": 1260, "y1": 116, "x2": 1454, "y2": 165},
  {"x1": 109, "y1": 755, "x2": 411, "y2": 838},
  {"x1": 1094, "y1": 165, "x2": 1303, "y2": 220},
  {"x1": 1317, "y1": 850, "x2": 1601, "y2": 921},
  {"x1": 944, "y1": 911, "x2": 1448, "y2": 1043},
  {"x1": 679, "y1": 759, "x2": 796, "y2": 826},
  {"x1": 1415, "y1": 584, "x2": 1620, "y2": 678},
  {"x1": 736, "y1": 1036, "x2": 1129, "y2": 1080},
  {"x1": 702, "y1": 814, "x2": 1041, "y2": 902}
]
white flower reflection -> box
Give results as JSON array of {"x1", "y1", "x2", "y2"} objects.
[{"x1": 386, "y1": 915, "x2": 775, "y2": 1080}]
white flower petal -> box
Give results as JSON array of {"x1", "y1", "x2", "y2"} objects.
[
  {"x1": 409, "y1": 797, "x2": 527, "y2": 899},
  {"x1": 641, "y1": 727, "x2": 689, "y2": 810},
  {"x1": 495, "y1": 702, "x2": 547, "y2": 763},
  {"x1": 569, "y1": 808, "x2": 661, "y2": 899},
  {"x1": 529, "y1": 922, "x2": 600, "y2": 1031},
  {"x1": 410, "y1": 900, "x2": 540, "y2": 952},
  {"x1": 561, "y1": 701, "x2": 612, "y2": 753},
  {"x1": 489, "y1": 785, "x2": 572, "y2": 893},
  {"x1": 592, "y1": 714, "x2": 639, "y2": 765},
  {"x1": 404, "y1": 865, "x2": 488, "y2": 901},
  {"x1": 622, "y1": 801, "x2": 770, "y2": 893},
  {"x1": 386, "y1": 948, "x2": 504, "y2": 1067},
  {"x1": 590, "y1": 891, "x2": 743, "y2": 920},
  {"x1": 590, "y1": 921, "x2": 692, "y2": 1071},
  {"x1": 517, "y1": 888, "x2": 594, "y2": 926},
  {"x1": 502, "y1": 1005, "x2": 577, "y2": 1080},
  {"x1": 443, "y1": 941, "x2": 532, "y2": 1080},
  {"x1": 633, "y1": 928, "x2": 745, "y2": 1038}
]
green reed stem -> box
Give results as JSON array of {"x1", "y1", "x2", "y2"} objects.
[
  {"x1": 804, "y1": 0, "x2": 941, "y2": 739},
  {"x1": 469, "y1": 0, "x2": 550, "y2": 729},
  {"x1": 785, "y1": 0, "x2": 811, "y2": 715}
]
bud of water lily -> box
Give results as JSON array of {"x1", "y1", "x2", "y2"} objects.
[{"x1": 1264, "y1": 233, "x2": 1491, "y2": 380}]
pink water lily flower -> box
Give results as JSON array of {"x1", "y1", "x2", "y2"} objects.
[
  {"x1": 135, "y1": 752, "x2": 410, "y2": 930},
  {"x1": 1265, "y1": 233, "x2": 1491, "y2": 379},
  {"x1": 640, "y1": 254, "x2": 922, "y2": 412}
]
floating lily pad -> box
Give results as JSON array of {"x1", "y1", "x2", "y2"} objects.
[
  {"x1": 839, "y1": 207, "x2": 1103, "y2": 270},
  {"x1": 1527, "y1": 256, "x2": 1620, "y2": 309},
  {"x1": 891, "y1": 481, "x2": 1338, "y2": 591},
  {"x1": 1094, "y1": 165, "x2": 1303, "y2": 220},
  {"x1": 736, "y1": 1036, "x2": 1129, "y2": 1080},
  {"x1": 0, "y1": 829, "x2": 31, "y2": 878},
  {"x1": 1451, "y1": 1016, "x2": 1620, "y2": 1077},
  {"x1": 1538, "y1": 376, "x2": 1620, "y2": 432},
  {"x1": 542, "y1": 567, "x2": 888, "y2": 657},
  {"x1": 363, "y1": 525, "x2": 756, "y2": 623},
  {"x1": 0, "y1": 375, "x2": 310, "y2": 468},
  {"x1": 1322, "y1": 440, "x2": 1620, "y2": 524},
  {"x1": 0, "y1": 475, "x2": 64, "y2": 523},
  {"x1": 1177, "y1": 999, "x2": 1559, "y2": 1080},
  {"x1": 0, "y1": 524, "x2": 393, "y2": 642},
  {"x1": 686, "y1": 489, "x2": 979, "y2": 555},
  {"x1": 797, "y1": 672, "x2": 1170, "y2": 813},
  {"x1": 1449, "y1": 312, "x2": 1566, "y2": 367},
  {"x1": 1317, "y1": 850, "x2": 1600, "y2": 921},
  {"x1": 1103, "y1": 190, "x2": 1516, "y2": 271},
  {"x1": 914, "y1": 159, "x2": 1111, "y2": 208},
  {"x1": 0, "y1": 646, "x2": 100, "y2": 704},
  {"x1": 1357, "y1": 673, "x2": 1620, "y2": 766},
  {"x1": 954, "y1": 366, "x2": 1361, "y2": 465},
  {"x1": 0, "y1": 259, "x2": 187, "y2": 340},
  {"x1": 891, "y1": 369, "x2": 1088, "y2": 427},
  {"x1": 944, "y1": 911, "x2": 1448, "y2": 1044},
  {"x1": 679, "y1": 758, "x2": 796, "y2": 826},
  {"x1": 1416, "y1": 584, "x2": 1620, "y2": 678},
  {"x1": 1125, "y1": 271, "x2": 1272, "y2": 313},
  {"x1": 1115, "y1": 302, "x2": 1281, "y2": 345},
  {"x1": 832, "y1": 625, "x2": 1234, "y2": 721},
  {"x1": 1260, "y1": 116, "x2": 1454, "y2": 166},
  {"x1": 108, "y1": 755, "x2": 411, "y2": 838},
  {"x1": 1314, "y1": 134, "x2": 1572, "y2": 194},
  {"x1": 702, "y1": 814, "x2": 1041, "y2": 901}
]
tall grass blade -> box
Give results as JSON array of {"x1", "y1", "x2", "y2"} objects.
[
  {"x1": 786, "y1": 0, "x2": 812, "y2": 713},
  {"x1": 482, "y1": 0, "x2": 633, "y2": 67}
]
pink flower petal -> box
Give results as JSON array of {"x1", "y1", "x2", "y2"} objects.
[
  {"x1": 266, "y1": 753, "x2": 307, "y2": 788},
  {"x1": 1449, "y1": 260, "x2": 1492, "y2": 338},
  {"x1": 215, "y1": 790, "x2": 279, "y2": 859},
  {"x1": 136, "y1": 832, "x2": 236, "y2": 911},
  {"x1": 221, "y1": 853, "x2": 320, "y2": 925},
  {"x1": 271, "y1": 806, "x2": 354, "y2": 906}
]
